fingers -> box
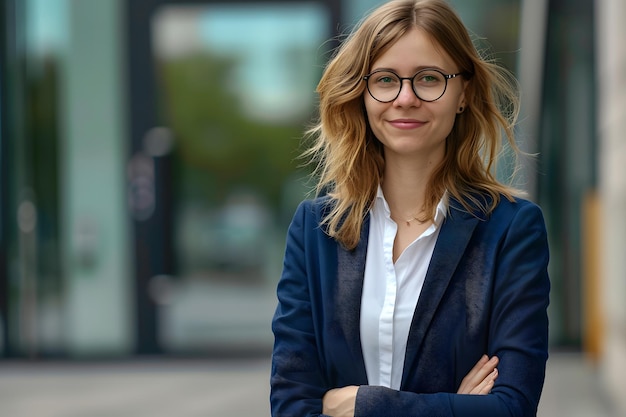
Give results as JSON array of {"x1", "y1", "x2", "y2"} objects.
[
  {"x1": 470, "y1": 367, "x2": 498, "y2": 394},
  {"x1": 457, "y1": 355, "x2": 499, "y2": 395},
  {"x1": 323, "y1": 386, "x2": 358, "y2": 417},
  {"x1": 458, "y1": 355, "x2": 489, "y2": 394}
]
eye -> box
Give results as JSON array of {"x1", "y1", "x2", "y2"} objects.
[
  {"x1": 414, "y1": 71, "x2": 444, "y2": 87},
  {"x1": 371, "y1": 72, "x2": 399, "y2": 88}
]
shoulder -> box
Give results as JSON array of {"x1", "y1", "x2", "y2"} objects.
[
  {"x1": 284, "y1": 197, "x2": 342, "y2": 260},
  {"x1": 293, "y1": 195, "x2": 333, "y2": 222},
  {"x1": 296, "y1": 194, "x2": 332, "y2": 211},
  {"x1": 447, "y1": 193, "x2": 547, "y2": 240},
  {"x1": 494, "y1": 195, "x2": 543, "y2": 216},
  {"x1": 482, "y1": 196, "x2": 548, "y2": 241},
  {"x1": 494, "y1": 195, "x2": 545, "y2": 223},
  {"x1": 287, "y1": 195, "x2": 337, "y2": 239},
  {"x1": 450, "y1": 192, "x2": 544, "y2": 220}
]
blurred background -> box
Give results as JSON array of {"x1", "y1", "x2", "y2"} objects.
[{"x1": 0, "y1": 0, "x2": 624, "y2": 415}]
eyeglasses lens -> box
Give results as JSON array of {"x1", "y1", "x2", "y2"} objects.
[{"x1": 366, "y1": 70, "x2": 447, "y2": 102}]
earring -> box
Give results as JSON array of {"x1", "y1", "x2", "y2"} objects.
[{"x1": 458, "y1": 106, "x2": 464, "y2": 113}]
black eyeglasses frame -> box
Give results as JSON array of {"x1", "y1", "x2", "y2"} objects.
[{"x1": 363, "y1": 68, "x2": 464, "y2": 103}]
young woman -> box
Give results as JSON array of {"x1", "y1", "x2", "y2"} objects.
[{"x1": 270, "y1": 0, "x2": 550, "y2": 416}]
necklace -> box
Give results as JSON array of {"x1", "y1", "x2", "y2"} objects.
[{"x1": 390, "y1": 215, "x2": 424, "y2": 227}]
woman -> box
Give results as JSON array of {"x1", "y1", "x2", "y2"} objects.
[{"x1": 270, "y1": 0, "x2": 550, "y2": 416}]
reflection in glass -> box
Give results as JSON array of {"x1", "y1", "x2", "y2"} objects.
[{"x1": 151, "y1": 3, "x2": 329, "y2": 353}]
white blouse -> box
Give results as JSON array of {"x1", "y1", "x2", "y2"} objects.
[{"x1": 360, "y1": 187, "x2": 447, "y2": 389}]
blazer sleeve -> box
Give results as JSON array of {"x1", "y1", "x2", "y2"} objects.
[
  {"x1": 355, "y1": 201, "x2": 550, "y2": 417},
  {"x1": 270, "y1": 201, "x2": 331, "y2": 417}
]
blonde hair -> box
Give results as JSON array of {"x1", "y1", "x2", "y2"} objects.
[{"x1": 305, "y1": 0, "x2": 522, "y2": 250}]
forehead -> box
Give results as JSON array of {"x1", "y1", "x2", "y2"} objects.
[{"x1": 370, "y1": 27, "x2": 456, "y2": 72}]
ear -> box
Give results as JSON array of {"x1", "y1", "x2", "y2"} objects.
[
  {"x1": 456, "y1": 99, "x2": 466, "y2": 114},
  {"x1": 456, "y1": 80, "x2": 468, "y2": 114}
]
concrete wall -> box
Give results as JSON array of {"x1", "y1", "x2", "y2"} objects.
[{"x1": 596, "y1": 0, "x2": 626, "y2": 413}]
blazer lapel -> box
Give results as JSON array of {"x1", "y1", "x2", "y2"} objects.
[
  {"x1": 402, "y1": 203, "x2": 480, "y2": 385},
  {"x1": 334, "y1": 215, "x2": 370, "y2": 383}
]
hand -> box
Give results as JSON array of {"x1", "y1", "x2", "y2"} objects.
[
  {"x1": 457, "y1": 355, "x2": 499, "y2": 395},
  {"x1": 322, "y1": 385, "x2": 359, "y2": 417}
]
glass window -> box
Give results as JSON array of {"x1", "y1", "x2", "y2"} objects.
[{"x1": 151, "y1": 3, "x2": 329, "y2": 353}]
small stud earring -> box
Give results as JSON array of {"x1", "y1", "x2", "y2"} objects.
[{"x1": 458, "y1": 106, "x2": 464, "y2": 113}]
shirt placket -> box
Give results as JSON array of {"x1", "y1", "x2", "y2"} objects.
[{"x1": 378, "y1": 217, "x2": 397, "y2": 388}]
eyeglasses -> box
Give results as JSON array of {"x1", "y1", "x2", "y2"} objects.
[{"x1": 363, "y1": 68, "x2": 463, "y2": 103}]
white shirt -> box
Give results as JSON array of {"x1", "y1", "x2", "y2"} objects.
[{"x1": 360, "y1": 187, "x2": 447, "y2": 389}]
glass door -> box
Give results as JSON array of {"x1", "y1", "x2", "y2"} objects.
[{"x1": 138, "y1": 1, "x2": 334, "y2": 354}]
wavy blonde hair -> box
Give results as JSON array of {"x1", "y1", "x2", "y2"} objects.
[{"x1": 305, "y1": 0, "x2": 522, "y2": 250}]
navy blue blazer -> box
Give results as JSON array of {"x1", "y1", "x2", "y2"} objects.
[{"x1": 271, "y1": 195, "x2": 550, "y2": 417}]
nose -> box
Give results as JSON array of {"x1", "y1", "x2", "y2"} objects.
[{"x1": 394, "y1": 79, "x2": 421, "y2": 106}]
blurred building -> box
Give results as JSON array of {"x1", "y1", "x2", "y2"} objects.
[
  {"x1": 596, "y1": 0, "x2": 626, "y2": 414},
  {"x1": 0, "y1": 0, "x2": 623, "y2": 413}
]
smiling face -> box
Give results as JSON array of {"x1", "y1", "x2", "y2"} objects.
[{"x1": 364, "y1": 26, "x2": 466, "y2": 164}]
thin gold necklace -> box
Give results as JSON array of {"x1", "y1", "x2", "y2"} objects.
[{"x1": 390, "y1": 215, "x2": 425, "y2": 227}]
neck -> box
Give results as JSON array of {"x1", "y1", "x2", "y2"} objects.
[{"x1": 382, "y1": 159, "x2": 432, "y2": 214}]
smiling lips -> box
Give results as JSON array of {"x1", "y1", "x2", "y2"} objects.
[{"x1": 388, "y1": 118, "x2": 426, "y2": 129}]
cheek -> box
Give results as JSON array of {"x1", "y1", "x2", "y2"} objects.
[
  {"x1": 364, "y1": 98, "x2": 384, "y2": 131},
  {"x1": 363, "y1": 96, "x2": 378, "y2": 119},
  {"x1": 441, "y1": 106, "x2": 459, "y2": 129},
  {"x1": 452, "y1": 86, "x2": 467, "y2": 110},
  {"x1": 432, "y1": 102, "x2": 461, "y2": 138}
]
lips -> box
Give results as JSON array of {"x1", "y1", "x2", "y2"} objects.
[{"x1": 388, "y1": 118, "x2": 425, "y2": 129}]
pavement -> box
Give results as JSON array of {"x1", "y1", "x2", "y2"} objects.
[
  {"x1": 539, "y1": 351, "x2": 618, "y2": 417},
  {"x1": 0, "y1": 350, "x2": 619, "y2": 416}
]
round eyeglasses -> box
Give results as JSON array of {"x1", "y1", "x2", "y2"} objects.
[{"x1": 363, "y1": 68, "x2": 463, "y2": 103}]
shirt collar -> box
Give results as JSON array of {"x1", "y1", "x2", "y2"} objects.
[{"x1": 374, "y1": 185, "x2": 448, "y2": 226}]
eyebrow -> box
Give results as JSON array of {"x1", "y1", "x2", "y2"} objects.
[{"x1": 370, "y1": 65, "x2": 448, "y2": 74}]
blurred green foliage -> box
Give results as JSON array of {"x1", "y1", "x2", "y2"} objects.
[{"x1": 157, "y1": 52, "x2": 307, "y2": 208}]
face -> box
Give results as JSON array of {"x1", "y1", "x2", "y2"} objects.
[{"x1": 364, "y1": 27, "x2": 466, "y2": 163}]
